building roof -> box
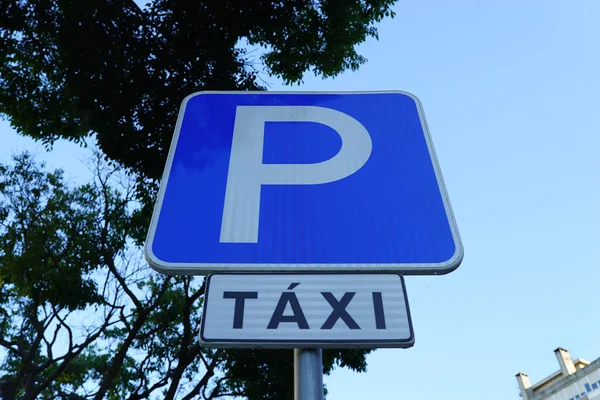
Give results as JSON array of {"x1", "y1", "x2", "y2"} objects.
[{"x1": 516, "y1": 349, "x2": 600, "y2": 400}]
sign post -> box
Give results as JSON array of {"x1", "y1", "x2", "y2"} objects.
[
  {"x1": 145, "y1": 91, "x2": 462, "y2": 399},
  {"x1": 295, "y1": 349, "x2": 323, "y2": 400}
]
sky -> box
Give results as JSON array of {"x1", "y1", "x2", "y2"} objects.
[{"x1": 2, "y1": 1, "x2": 600, "y2": 399}]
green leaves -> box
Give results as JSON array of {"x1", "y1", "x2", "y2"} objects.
[
  {"x1": 0, "y1": 153, "x2": 103, "y2": 310},
  {"x1": 251, "y1": 0, "x2": 396, "y2": 83},
  {"x1": 0, "y1": 154, "x2": 221, "y2": 399},
  {"x1": 0, "y1": 0, "x2": 397, "y2": 181}
]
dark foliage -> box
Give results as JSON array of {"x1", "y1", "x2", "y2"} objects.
[{"x1": 0, "y1": 0, "x2": 395, "y2": 180}]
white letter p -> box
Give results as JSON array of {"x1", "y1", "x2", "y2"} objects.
[{"x1": 220, "y1": 106, "x2": 372, "y2": 243}]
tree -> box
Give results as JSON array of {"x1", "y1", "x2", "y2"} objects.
[
  {"x1": 0, "y1": 1, "x2": 397, "y2": 398},
  {"x1": 0, "y1": 154, "x2": 371, "y2": 399}
]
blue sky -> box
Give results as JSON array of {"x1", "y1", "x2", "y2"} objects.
[{"x1": 2, "y1": 1, "x2": 600, "y2": 399}]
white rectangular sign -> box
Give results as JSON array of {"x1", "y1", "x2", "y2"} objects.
[{"x1": 199, "y1": 273, "x2": 414, "y2": 348}]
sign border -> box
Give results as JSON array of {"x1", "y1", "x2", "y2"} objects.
[
  {"x1": 144, "y1": 91, "x2": 464, "y2": 275},
  {"x1": 198, "y1": 272, "x2": 415, "y2": 349}
]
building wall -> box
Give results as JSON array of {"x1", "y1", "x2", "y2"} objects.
[
  {"x1": 536, "y1": 375, "x2": 563, "y2": 394},
  {"x1": 542, "y1": 368, "x2": 600, "y2": 400}
]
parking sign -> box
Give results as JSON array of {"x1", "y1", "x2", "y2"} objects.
[{"x1": 145, "y1": 91, "x2": 463, "y2": 275}]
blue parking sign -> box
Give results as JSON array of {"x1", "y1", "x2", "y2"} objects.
[{"x1": 145, "y1": 91, "x2": 463, "y2": 275}]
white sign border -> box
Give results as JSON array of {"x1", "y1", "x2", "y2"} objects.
[
  {"x1": 198, "y1": 272, "x2": 415, "y2": 349},
  {"x1": 144, "y1": 91, "x2": 464, "y2": 276}
]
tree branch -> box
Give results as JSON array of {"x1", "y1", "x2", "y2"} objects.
[
  {"x1": 0, "y1": 335, "x2": 23, "y2": 357},
  {"x1": 103, "y1": 252, "x2": 142, "y2": 310},
  {"x1": 93, "y1": 277, "x2": 172, "y2": 400},
  {"x1": 20, "y1": 298, "x2": 47, "y2": 399},
  {"x1": 181, "y1": 354, "x2": 222, "y2": 400},
  {"x1": 44, "y1": 321, "x2": 62, "y2": 360},
  {"x1": 164, "y1": 279, "x2": 197, "y2": 399},
  {"x1": 52, "y1": 305, "x2": 74, "y2": 353},
  {"x1": 33, "y1": 308, "x2": 118, "y2": 397},
  {"x1": 205, "y1": 377, "x2": 242, "y2": 400}
]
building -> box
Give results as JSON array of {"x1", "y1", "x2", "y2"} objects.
[{"x1": 516, "y1": 348, "x2": 600, "y2": 400}]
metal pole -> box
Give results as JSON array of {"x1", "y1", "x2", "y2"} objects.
[{"x1": 294, "y1": 348, "x2": 324, "y2": 400}]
